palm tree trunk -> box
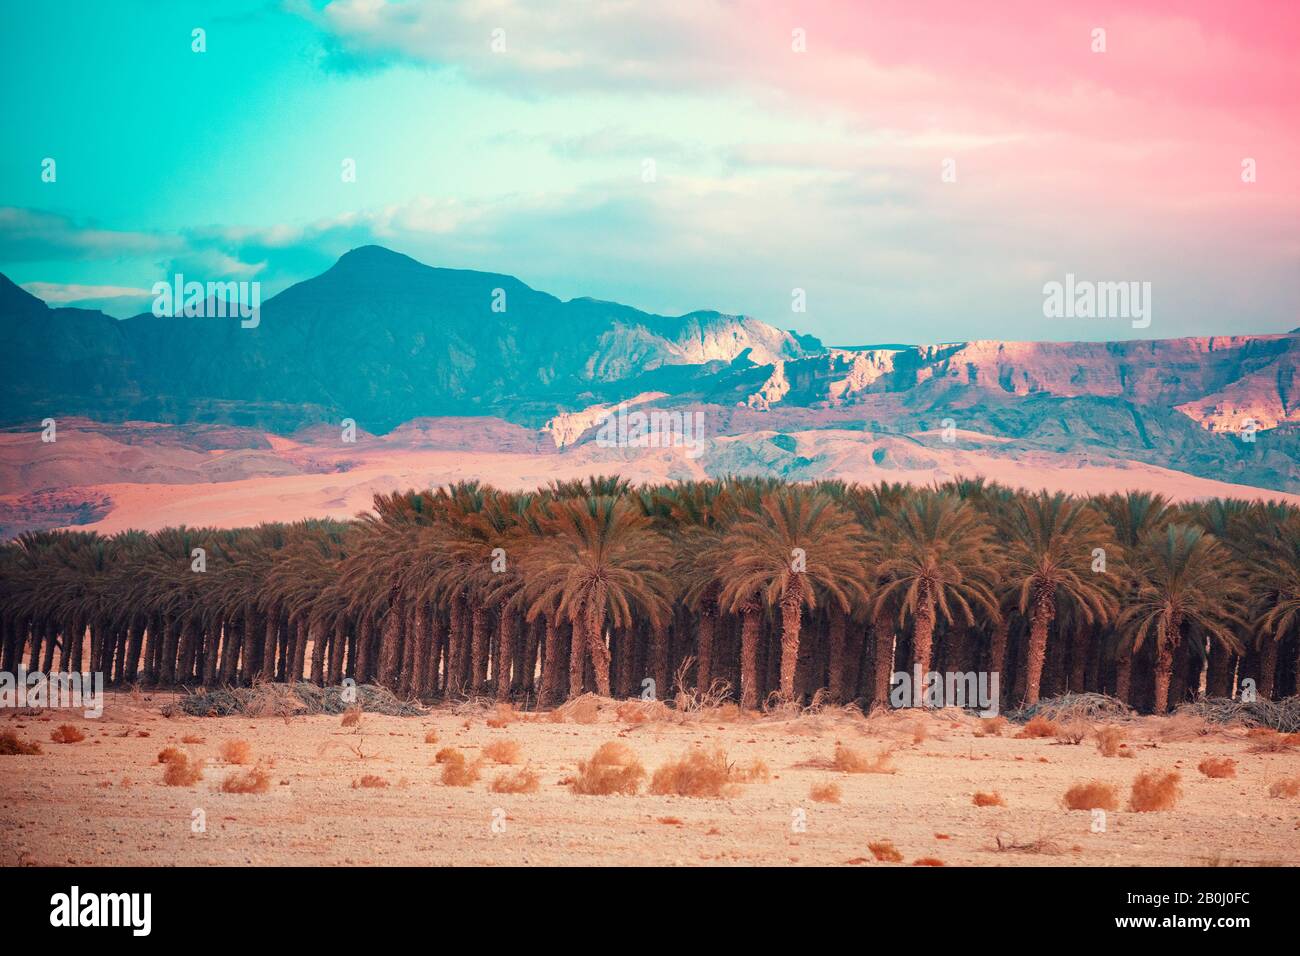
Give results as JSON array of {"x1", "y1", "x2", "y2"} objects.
[
  {"x1": 1022, "y1": 595, "x2": 1054, "y2": 707},
  {"x1": 516, "y1": 616, "x2": 539, "y2": 699},
  {"x1": 355, "y1": 618, "x2": 374, "y2": 684},
  {"x1": 24, "y1": 620, "x2": 41, "y2": 673},
  {"x1": 260, "y1": 612, "x2": 279, "y2": 683},
  {"x1": 201, "y1": 618, "x2": 222, "y2": 686},
  {"x1": 827, "y1": 608, "x2": 847, "y2": 703},
  {"x1": 696, "y1": 607, "x2": 716, "y2": 692},
  {"x1": 398, "y1": 605, "x2": 419, "y2": 697},
  {"x1": 328, "y1": 619, "x2": 348, "y2": 686},
  {"x1": 311, "y1": 617, "x2": 330, "y2": 686},
  {"x1": 420, "y1": 615, "x2": 443, "y2": 699},
  {"x1": 568, "y1": 614, "x2": 586, "y2": 699},
  {"x1": 1206, "y1": 640, "x2": 1233, "y2": 698},
  {"x1": 1114, "y1": 648, "x2": 1133, "y2": 704},
  {"x1": 871, "y1": 606, "x2": 895, "y2": 709},
  {"x1": 469, "y1": 605, "x2": 489, "y2": 693},
  {"x1": 1070, "y1": 626, "x2": 1090, "y2": 692},
  {"x1": 989, "y1": 616, "x2": 1009, "y2": 698},
  {"x1": 911, "y1": 597, "x2": 936, "y2": 687},
  {"x1": 739, "y1": 603, "x2": 762, "y2": 709},
  {"x1": 584, "y1": 585, "x2": 611, "y2": 697},
  {"x1": 1257, "y1": 638, "x2": 1279, "y2": 700},
  {"x1": 650, "y1": 619, "x2": 669, "y2": 701},
  {"x1": 1153, "y1": 623, "x2": 1177, "y2": 714},
  {"x1": 494, "y1": 610, "x2": 515, "y2": 700},
  {"x1": 779, "y1": 578, "x2": 805, "y2": 701},
  {"x1": 378, "y1": 603, "x2": 404, "y2": 690},
  {"x1": 540, "y1": 614, "x2": 562, "y2": 704}
]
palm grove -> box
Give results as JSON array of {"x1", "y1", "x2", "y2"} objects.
[{"x1": 2, "y1": 477, "x2": 1298, "y2": 714}]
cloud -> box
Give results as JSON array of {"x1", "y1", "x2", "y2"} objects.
[{"x1": 0, "y1": 208, "x2": 181, "y2": 262}]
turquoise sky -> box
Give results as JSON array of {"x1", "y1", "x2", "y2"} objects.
[{"x1": 2, "y1": 0, "x2": 1296, "y2": 343}]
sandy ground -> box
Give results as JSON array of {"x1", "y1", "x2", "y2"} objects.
[{"x1": 2, "y1": 695, "x2": 1297, "y2": 867}]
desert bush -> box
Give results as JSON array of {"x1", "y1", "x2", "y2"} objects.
[
  {"x1": 340, "y1": 706, "x2": 362, "y2": 727},
  {"x1": 1054, "y1": 721, "x2": 1089, "y2": 745},
  {"x1": 975, "y1": 717, "x2": 1007, "y2": 737},
  {"x1": 649, "y1": 747, "x2": 738, "y2": 797},
  {"x1": 1095, "y1": 725, "x2": 1126, "y2": 757},
  {"x1": 352, "y1": 774, "x2": 389, "y2": 788},
  {"x1": 423, "y1": 730, "x2": 439, "y2": 744},
  {"x1": 219, "y1": 739, "x2": 252, "y2": 765},
  {"x1": 832, "y1": 743, "x2": 895, "y2": 774},
  {"x1": 439, "y1": 751, "x2": 483, "y2": 787},
  {"x1": 434, "y1": 746, "x2": 462, "y2": 763},
  {"x1": 491, "y1": 767, "x2": 541, "y2": 794},
  {"x1": 1247, "y1": 730, "x2": 1300, "y2": 753},
  {"x1": 973, "y1": 791, "x2": 1005, "y2": 807},
  {"x1": 1128, "y1": 770, "x2": 1181, "y2": 812},
  {"x1": 156, "y1": 746, "x2": 185, "y2": 765},
  {"x1": 181, "y1": 734, "x2": 205, "y2": 744},
  {"x1": 810, "y1": 781, "x2": 842, "y2": 803},
  {"x1": 486, "y1": 704, "x2": 514, "y2": 728},
  {"x1": 1017, "y1": 715, "x2": 1060, "y2": 738},
  {"x1": 162, "y1": 752, "x2": 204, "y2": 786},
  {"x1": 482, "y1": 740, "x2": 522, "y2": 765},
  {"x1": 222, "y1": 766, "x2": 272, "y2": 793},
  {"x1": 1063, "y1": 780, "x2": 1119, "y2": 811},
  {"x1": 731, "y1": 758, "x2": 770, "y2": 783},
  {"x1": 1197, "y1": 757, "x2": 1237, "y2": 779},
  {"x1": 912, "y1": 857, "x2": 945, "y2": 866},
  {"x1": 50, "y1": 724, "x2": 85, "y2": 743},
  {"x1": 0, "y1": 731, "x2": 42, "y2": 755},
  {"x1": 1268, "y1": 777, "x2": 1300, "y2": 798},
  {"x1": 868, "y1": 840, "x2": 903, "y2": 863},
  {"x1": 571, "y1": 742, "x2": 646, "y2": 795}
]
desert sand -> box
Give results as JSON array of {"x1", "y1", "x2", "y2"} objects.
[{"x1": 3, "y1": 695, "x2": 1297, "y2": 867}]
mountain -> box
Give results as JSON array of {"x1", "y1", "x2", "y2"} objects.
[{"x1": 2, "y1": 246, "x2": 1299, "y2": 535}]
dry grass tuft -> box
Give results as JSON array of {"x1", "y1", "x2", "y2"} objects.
[
  {"x1": 219, "y1": 739, "x2": 252, "y2": 765},
  {"x1": 439, "y1": 751, "x2": 483, "y2": 787},
  {"x1": 1247, "y1": 730, "x2": 1300, "y2": 753},
  {"x1": 181, "y1": 734, "x2": 205, "y2": 744},
  {"x1": 423, "y1": 730, "x2": 439, "y2": 744},
  {"x1": 1268, "y1": 777, "x2": 1300, "y2": 798},
  {"x1": 549, "y1": 694, "x2": 600, "y2": 724},
  {"x1": 340, "y1": 706, "x2": 362, "y2": 727},
  {"x1": 0, "y1": 730, "x2": 43, "y2": 755},
  {"x1": 1054, "y1": 721, "x2": 1090, "y2": 745},
  {"x1": 1095, "y1": 725, "x2": 1127, "y2": 757},
  {"x1": 832, "y1": 743, "x2": 896, "y2": 774},
  {"x1": 1063, "y1": 780, "x2": 1120, "y2": 811},
  {"x1": 810, "y1": 781, "x2": 842, "y2": 803},
  {"x1": 994, "y1": 832, "x2": 1066, "y2": 855},
  {"x1": 352, "y1": 774, "x2": 389, "y2": 789},
  {"x1": 156, "y1": 746, "x2": 185, "y2": 765},
  {"x1": 222, "y1": 765, "x2": 272, "y2": 794},
  {"x1": 162, "y1": 752, "x2": 204, "y2": 786},
  {"x1": 1017, "y1": 715, "x2": 1060, "y2": 738},
  {"x1": 1128, "y1": 770, "x2": 1181, "y2": 812},
  {"x1": 731, "y1": 758, "x2": 771, "y2": 783},
  {"x1": 482, "y1": 740, "x2": 522, "y2": 765},
  {"x1": 975, "y1": 717, "x2": 1007, "y2": 737},
  {"x1": 1197, "y1": 757, "x2": 1237, "y2": 779},
  {"x1": 867, "y1": 840, "x2": 903, "y2": 863},
  {"x1": 486, "y1": 703, "x2": 515, "y2": 728},
  {"x1": 973, "y1": 791, "x2": 1005, "y2": 807},
  {"x1": 491, "y1": 767, "x2": 541, "y2": 794},
  {"x1": 50, "y1": 724, "x2": 85, "y2": 743},
  {"x1": 912, "y1": 857, "x2": 945, "y2": 866},
  {"x1": 434, "y1": 746, "x2": 463, "y2": 764},
  {"x1": 650, "y1": 747, "x2": 742, "y2": 798},
  {"x1": 571, "y1": 742, "x2": 646, "y2": 796},
  {"x1": 616, "y1": 699, "x2": 674, "y2": 724}
]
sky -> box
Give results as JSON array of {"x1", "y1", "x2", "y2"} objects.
[{"x1": 1, "y1": 0, "x2": 1297, "y2": 345}]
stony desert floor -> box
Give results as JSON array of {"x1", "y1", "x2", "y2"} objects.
[{"x1": 2, "y1": 693, "x2": 1298, "y2": 867}]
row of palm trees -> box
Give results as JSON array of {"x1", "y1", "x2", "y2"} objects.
[{"x1": 1, "y1": 477, "x2": 1297, "y2": 714}]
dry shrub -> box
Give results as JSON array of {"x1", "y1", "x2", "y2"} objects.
[
  {"x1": 1248, "y1": 730, "x2": 1300, "y2": 753},
  {"x1": 486, "y1": 704, "x2": 515, "y2": 729},
  {"x1": 181, "y1": 734, "x2": 205, "y2": 744},
  {"x1": 156, "y1": 746, "x2": 185, "y2": 765},
  {"x1": 491, "y1": 767, "x2": 540, "y2": 794},
  {"x1": 1268, "y1": 777, "x2": 1300, "y2": 798},
  {"x1": 1017, "y1": 715, "x2": 1060, "y2": 738},
  {"x1": 995, "y1": 832, "x2": 1066, "y2": 855},
  {"x1": 832, "y1": 743, "x2": 896, "y2": 774},
  {"x1": 912, "y1": 857, "x2": 945, "y2": 866},
  {"x1": 1096, "y1": 725, "x2": 1126, "y2": 757},
  {"x1": 868, "y1": 840, "x2": 903, "y2": 863},
  {"x1": 434, "y1": 746, "x2": 463, "y2": 764},
  {"x1": 1054, "y1": 721, "x2": 1089, "y2": 745},
  {"x1": 352, "y1": 774, "x2": 389, "y2": 789},
  {"x1": 973, "y1": 791, "x2": 1005, "y2": 807},
  {"x1": 162, "y1": 753, "x2": 204, "y2": 786},
  {"x1": 657, "y1": 816, "x2": 683, "y2": 825},
  {"x1": 732, "y1": 758, "x2": 770, "y2": 783},
  {"x1": 440, "y1": 751, "x2": 483, "y2": 787},
  {"x1": 482, "y1": 740, "x2": 522, "y2": 765},
  {"x1": 975, "y1": 717, "x2": 1007, "y2": 737},
  {"x1": 423, "y1": 730, "x2": 439, "y2": 744},
  {"x1": 219, "y1": 739, "x2": 252, "y2": 765},
  {"x1": 810, "y1": 781, "x2": 841, "y2": 803},
  {"x1": 1063, "y1": 780, "x2": 1119, "y2": 811},
  {"x1": 1128, "y1": 770, "x2": 1181, "y2": 812},
  {"x1": 1197, "y1": 757, "x2": 1237, "y2": 779},
  {"x1": 650, "y1": 747, "x2": 741, "y2": 798},
  {"x1": 0, "y1": 730, "x2": 42, "y2": 755},
  {"x1": 550, "y1": 694, "x2": 600, "y2": 724},
  {"x1": 340, "y1": 706, "x2": 362, "y2": 727},
  {"x1": 571, "y1": 742, "x2": 646, "y2": 795},
  {"x1": 50, "y1": 724, "x2": 85, "y2": 743},
  {"x1": 222, "y1": 765, "x2": 272, "y2": 794}
]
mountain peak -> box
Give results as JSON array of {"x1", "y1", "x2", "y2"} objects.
[
  {"x1": 331, "y1": 245, "x2": 426, "y2": 271},
  {"x1": 0, "y1": 272, "x2": 49, "y2": 315}
]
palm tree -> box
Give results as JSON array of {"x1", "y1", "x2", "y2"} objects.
[
  {"x1": 1256, "y1": 513, "x2": 1300, "y2": 699},
  {"x1": 1000, "y1": 491, "x2": 1116, "y2": 707},
  {"x1": 1118, "y1": 524, "x2": 1247, "y2": 712},
  {"x1": 870, "y1": 490, "x2": 1000, "y2": 704}
]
